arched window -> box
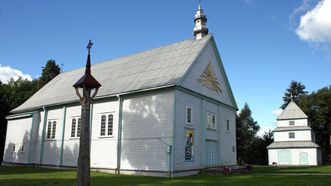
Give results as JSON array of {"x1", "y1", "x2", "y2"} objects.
[
  {"x1": 52, "y1": 121, "x2": 56, "y2": 139},
  {"x1": 71, "y1": 118, "x2": 76, "y2": 138},
  {"x1": 108, "y1": 114, "x2": 113, "y2": 136},
  {"x1": 46, "y1": 121, "x2": 52, "y2": 139},
  {"x1": 77, "y1": 118, "x2": 81, "y2": 137},
  {"x1": 100, "y1": 115, "x2": 106, "y2": 136}
]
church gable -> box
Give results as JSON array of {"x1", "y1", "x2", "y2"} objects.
[{"x1": 178, "y1": 36, "x2": 237, "y2": 109}]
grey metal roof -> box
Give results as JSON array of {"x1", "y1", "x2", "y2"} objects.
[
  {"x1": 274, "y1": 126, "x2": 312, "y2": 132},
  {"x1": 12, "y1": 35, "x2": 212, "y2": 113},
  {"x1": 277, "y1": 100, "x2": 308, "y2": 120},
  {"x1": 267, "y1": 141, "x2": 319, "y2": 149}
]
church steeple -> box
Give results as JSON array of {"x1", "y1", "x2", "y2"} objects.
[{"x1": 193, "y1": 4, "x2": 209, "y2": 40}]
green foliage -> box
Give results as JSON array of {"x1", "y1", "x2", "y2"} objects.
[
  {"x1": 236, "y1": 103, "x2": 260, "y2": 165},
  {"x1": 281, "y1": 80, "x2": 308, "y2": 109},
  {"x1": 37, "y1": 59, "x2": 60, "y2": 90},
  {"x1": 300, "y1": 86, "x2": 331, "y2": 164},
  {"x1": 0, "y1": 60, "x2": 60, "y2": 162}
]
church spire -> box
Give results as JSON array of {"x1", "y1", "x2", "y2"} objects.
[{"x1": 193, "y1": 3, "x2": 209, "y2": 40}]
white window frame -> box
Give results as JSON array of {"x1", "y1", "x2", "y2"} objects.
[
  {"x1": 207, "y1": 112, "x2": 217, "y2": 130},
  {"x1": 100, "y1": 113, "x2": 114, "y2": 137},
  {"x1": 70, "y1": 117, "x2": 81, "y2": 138},
  {"x1": 186, "y1": 107, "x2": 193, "y2": 125},
  {"x1": 46, "y1": 120, "x2": 57, "y2": 140}
]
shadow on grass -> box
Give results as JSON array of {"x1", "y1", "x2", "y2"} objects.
[{"x1": 0, "y1": 165, "x2": 71, "y2": 175}]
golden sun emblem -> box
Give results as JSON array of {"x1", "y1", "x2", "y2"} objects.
[{"x1": 197, "y1": 63, "x2": 222, "y2": 93}]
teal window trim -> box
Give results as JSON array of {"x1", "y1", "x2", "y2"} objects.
[
  {"x1": 116, "y1": 95, "x2": 123, "y2": 173},
  {"x1": 39, "y1": 108, "x2": 48, "y2": 165},
  {"x1": 200, "y1": 99, "x2": 205, "y2": 168},
  {"x1": 59, "y1": 106, "x2": 67, "y2": 166},
  {"x1": 28, "y1": 112, "x2": 35, "y2": 163},
  {"x1": 169, "y1": 90, "x2": 177, "y2": 177}
]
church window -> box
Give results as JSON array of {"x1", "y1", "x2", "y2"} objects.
[
  {"x1": 12, "y1": 145, "x2": 15, "y2": 152},
  {"x1": 207, "y1": 113, "x2": 216, "y2": 130},
  {"x1": 226, "y1": 120, "x2": 230, "y2": 131},
  {"x1": 77, "y1": 118, "x2": 81, "y2": 137},
  {"x1": 71, "y1": 117, "x2": 81, "y2": 138},
  {"x1": 186, "y1": 107, "x2": 192, "y2": 124},
  {"x1": 46, "y1": 121, "x2": 52, "y2": 139},
  {"x1": 289, "y1": 120, "x2": 295, "y2": 126},
  {"x1": 71, "y1": 119, "x2": 76, "y2": 137},
  {"x1": 100, "y1": 115, "x2": 106, "y2": 136},
  {"x1": 46, "y1": 120, "x2": 57, "y2": 139},
  {"x1": 52, "y1": 121, "x2": 56, "y2": 139},
  {"x1": 21, "y1": 145, "x2": 25, "y2": 152},
  {"x1": 100, "y1": 114, "x2": 114, "y2": 137},
  {"x1": 108, "y1": 114, "x2": 113, "y2": 136},
  {"x1": 289, "y1": 132, "x2": 295, "y2": 139}
]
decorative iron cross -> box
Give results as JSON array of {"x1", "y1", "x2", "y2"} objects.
[{"x1": 87, "y1": 39, "x2": 93, "y2": 53}]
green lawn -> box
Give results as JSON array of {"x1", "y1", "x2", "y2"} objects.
[
  {"x1": 252, "y1": 165, "x2": 331, "y2": 173},
  {"x1": 0, "y1": 166, "x2": 331, "y2": 186}
]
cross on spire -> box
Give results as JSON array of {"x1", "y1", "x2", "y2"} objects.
[{"x1": 87, "y1": 39, "x2": 93, "y2": 54}]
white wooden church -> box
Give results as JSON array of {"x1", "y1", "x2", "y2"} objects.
[
  {"x1": 3, "y1": 5, "x2": 238, "y2": 177},
  {"x1": 267, "y1": 98, "x2": 322, "y2": 166}
]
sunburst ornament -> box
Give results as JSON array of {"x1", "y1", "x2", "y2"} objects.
[{"x1": 197, "y1": 63, "x2": 222, "y2": 93}]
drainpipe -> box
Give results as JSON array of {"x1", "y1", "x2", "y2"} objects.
[
  {"x1": 116, "y1": 95, "x2": 123, "y2": 174},
  {"x1": 59, "y1": 106, "x2": 67, "y2": 166},
  {"x1": 39, "y1": 106, "x2": 48, "y2": 165},
  {"x1": 28, "y1": 112, "x2": 35, "y2": 164}
]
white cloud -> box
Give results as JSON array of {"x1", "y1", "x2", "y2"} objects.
[
  {"x1": 0, "y1": 64, "x2": 32, "y2": 83},
  {"x1": 296, "y1": 0, "x2": 331, "y2": 43},
  {"x1": 272, "y1": 108, "x2": 283, "y2": 117}
]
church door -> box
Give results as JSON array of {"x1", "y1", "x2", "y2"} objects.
[
  {"x1": 299, "y1": 152, "x2": 309, "y2": 165},
  {"x1": 278, "y1": 150, "x2": 291, "y2": 165},
  {"x1": 205, "y1": 140, "x2": 218, "y2": 167}
]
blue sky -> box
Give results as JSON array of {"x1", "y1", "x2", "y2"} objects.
[{"x1": 1, "y1": 0, "x2": 330, "y2": 135}]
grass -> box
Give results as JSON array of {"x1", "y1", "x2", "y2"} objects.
[
  {"x1": 0, "y1": 166, "x2": 331, "y2": 186},
  {"x1": 252, "y1": 165, "x2": 331, "y2": 173}
]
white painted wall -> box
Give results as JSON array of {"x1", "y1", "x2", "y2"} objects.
[
  {"x1": 268, "y1": 148, "x2": 318, "y2": 165},
  {"x1": 274, "y1": 130, "x2": 312, "y2": 141},
  {"x1": 174, "y1": 90, "x2": 237, "y2": 171},
  {"x1": 90, "y1": 99, "x2": 119, "y2": 169},
  {"x1": 3, "y1": 116, "x2": 33, "y2": 163},
  {"x1": 61, "y1": 104, "x2": 80, "y2": 167},
  {"x1": 121, "y1": 90, "x2": 174, "y2": 171},
  {"x1": 41, "y1": 107, "x2": 63, "y2": 166},
  {"x1": 174, "y1": 90, "x2": 203, "y2": 171},
  {"x1": 277, "y1": 119, "x2": 308, "y2": 127},
  {"x1": 219, "y1": 105, "x2": 237, "y2": 166}
]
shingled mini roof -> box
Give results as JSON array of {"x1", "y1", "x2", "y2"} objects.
[{"x1": 73, "y1": 40, "x2": 101, "y2": 89}]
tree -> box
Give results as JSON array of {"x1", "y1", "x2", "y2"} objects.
[
  {"x1": 281, "y1": 80, "x2": 308, "y2": 109},
  {"x1": 300, "y1": 86, "x2": 331, "y2": 164},
  {"x1": 37, "y1": 60, "x2": 60, "y2": 90},
  {"x1": 236, "y1": 103, "x2": 260, "y2": 165},
  {"x1": 254, "y1": 130, "x2": 274, "y2": 164},
  {"x1": 0, "y1": 60, "x2": 60, "y2": 162}
]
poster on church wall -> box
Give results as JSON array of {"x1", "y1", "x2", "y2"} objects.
[{"x1": 185, "y1": 129, "x2": 194, "y2": 160}]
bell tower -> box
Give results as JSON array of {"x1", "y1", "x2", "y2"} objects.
[{"x1": 193, "y1": 4, "x2": 209, "y2": 40}]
